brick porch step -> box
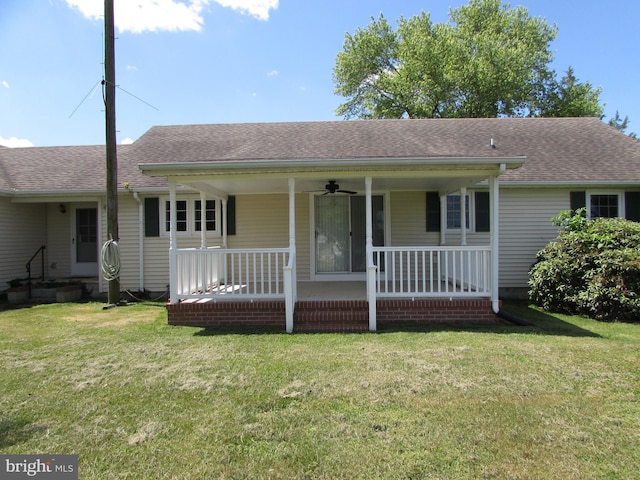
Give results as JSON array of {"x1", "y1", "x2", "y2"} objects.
[{"x1": 294, "y1": 300, "x2": 369, "y2": 333}]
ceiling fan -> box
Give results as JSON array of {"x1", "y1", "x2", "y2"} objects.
[{"x1": 322, "y1": 180, "x2": 357, "y2": 195}]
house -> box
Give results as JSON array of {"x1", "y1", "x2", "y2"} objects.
[{"x1": 1, "y1": 117, "x2": 639, "y2": 331}]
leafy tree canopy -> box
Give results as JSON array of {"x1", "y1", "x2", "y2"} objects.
[
  {"x1": 608, "y1": 111, "x2": 638, "y2": 140},
  {"x1": 539, "y1": 67, "x2": 603, "y2": 118},
  {"x1": 333, "y1": 0, "x2": 603, "y2": 120}
]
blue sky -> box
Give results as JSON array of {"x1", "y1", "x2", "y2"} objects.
[{"x1": 1, "y1": 0, "x2": 638, "y2": 147}]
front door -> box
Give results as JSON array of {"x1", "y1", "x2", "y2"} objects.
[
  {"x1": 314, "y1": 195, "x2": 384, "y2": 275},
  {"x1": 72, "y1": 207, "x2": 98, "y2": 276}
]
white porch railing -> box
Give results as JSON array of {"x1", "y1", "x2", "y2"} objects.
[
  {"x1": 372, "y1": 246, "x2": 492, "y2": 297},
  {"x1": 175, "y1": 247, "x2": 290, "y2": 300}
]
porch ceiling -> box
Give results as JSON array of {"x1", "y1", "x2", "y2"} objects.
[
  {"x1": 170, "y1": 161, "x2": 520, "y2": 197},
  {"x1": 179, "y1": 175, "x2": 487, "y2": 197}
]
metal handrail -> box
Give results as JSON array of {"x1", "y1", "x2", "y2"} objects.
[{"x1": 26, "y1": 245, "x2": 46, "y2": 298}]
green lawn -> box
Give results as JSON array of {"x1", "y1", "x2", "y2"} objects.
[{"x1": 1, "y1": 301, "x2": 638, "y2": 479}]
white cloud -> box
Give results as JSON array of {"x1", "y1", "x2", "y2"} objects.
[
  {"x1": 120, "y1": 137, "x2": 134, "y2": 145},
  {"x1": 65, "y1": 0, "x2": 208, "y2": 33},
  {"x1": 266, "y1": 69, "x2": 279, "y2": 77},
  {"x1": 0, "y1": 136, "x2": 34, "y2": 148},
  {"x1": 1, "y1": 80, "x2": 9, "y2": 89},
  {"x1": 65, "y1": 0, "x2": 278, "y2": 33},
  {"x1": 215, "y1": 0, "x2": 278, "y2": 21}
]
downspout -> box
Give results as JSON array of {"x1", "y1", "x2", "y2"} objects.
[
  {"x1": 490, "y1": 164, "x2": 505, "y2": 314},
  {"x1": 132, "y1": 192, "x2": 144, "y2": 291}
]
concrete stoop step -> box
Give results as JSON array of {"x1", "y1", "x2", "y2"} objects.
[{"x1": 294, "y1": 300, "x2": 369, "y2": 333}]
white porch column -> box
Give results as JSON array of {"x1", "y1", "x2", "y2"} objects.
[
  {"x1": 169, "y1": 181, "x2": 178, "y2": 304},
  {"x1": 439, "y1": 193, "x2": 447, "y2": 245},
  {"x1": 284, "y1": 178, "x2": 296, "y2": 333},
  {"x1": 490, "y1": 167, "x2": 504, "y2": 313},
  {"x1": 365, "y1": 177, "x2": 377, "y2": 331},
  {"x1": 199, "y1": 191, "x2": 207, "y2": 249},
  {"x1": 460, "y1": 187, "x2": 467, "y2": 246}
]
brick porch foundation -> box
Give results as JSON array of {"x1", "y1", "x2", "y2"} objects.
[
  {"x1": 167, "y1": 300, "x2": 286, "y2": 328},
  {"x1": 167, "y1": 298, "x2": 499, "y2": 331},
  {"x1": 377, "y1": 298, "x2": 499, "y2": 327}
]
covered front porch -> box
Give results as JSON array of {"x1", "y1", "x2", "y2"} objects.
[{"x1": 142, "y1": 155, "x2": 523, "y2": 332}]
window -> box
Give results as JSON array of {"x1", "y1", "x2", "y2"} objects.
[
  {"x1": 446, "y1": 194, "x2": 470, "y2": 229},
  {"x1": 590, "y1": 194, "x2": 619, "y2": 219},
  {"x1": 571, "y1": 191, "x2": 631, "y2": 220},
  {"x1": 426, "y1": 191, "x2": 490, "y2": 233},
  {"x1": 195, "y1": 200, "x2": 216, "y2": 231},
  {"x1": 165, "y1": 200, "x2": 187, "y2": 232},
  {"x1": 163, "y1": 197, "x2": 220, "y2": 235}
]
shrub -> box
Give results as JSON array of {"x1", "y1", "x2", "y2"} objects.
[{"x1": 529, "y1": 210, "x2": 640, "y2": 321}]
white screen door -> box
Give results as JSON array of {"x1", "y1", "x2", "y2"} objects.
[
  {"x1": 315, "y1": 196, "x2": 350, "y2": 273},
  {"x1": 72, "y1": 207, "x2": 98, "y2": 276}
]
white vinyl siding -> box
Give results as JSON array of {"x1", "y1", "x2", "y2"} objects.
[
  {"x1": 46, "y1": 203, "x2": 72, "y2": 278},
  {"x1": 498, "y1": 188, "x2": 567, "y2": 288},
  {"x1": 115, "y1": 196, "x2": 145, "y2": 293},
  {"x1": 0, "y1": 198, "x2": 48, "y2": 287},
  {"x1": 390, "y1": 191, "x2": 439, "y2": 246},
  {"x1": 131, "y1": 188, "x2": 593, "y2": 294}
]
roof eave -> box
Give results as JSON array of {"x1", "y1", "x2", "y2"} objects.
[
  {"x1": 139, "y1": 156, "x2": 526, "y2": 177},
  {"x1": 501, "y1": 180, "x2": 640, "y2": 188}
]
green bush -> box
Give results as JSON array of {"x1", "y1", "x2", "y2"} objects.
[{"x1": 529, "y1": 210, "x2": 640, "y2": 321}]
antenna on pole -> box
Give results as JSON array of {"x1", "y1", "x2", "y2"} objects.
[{"x1": 104, "y1": 0, "x2": 120, "y2": 305}]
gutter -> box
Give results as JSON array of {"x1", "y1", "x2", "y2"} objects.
[
  {"x1": 499, "y1": 180, "x2": 640, "y2": 188},
  {"x1": 139, "y1": 156, "x2": 527, "y2": 176}
]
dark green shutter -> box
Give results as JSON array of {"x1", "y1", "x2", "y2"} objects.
[
  {"x1": 625, "y1": 192, "x2": 640, "y2": 222},
  {"x1": 144, "y1": 197, "x2": 160, "y2": 237},
  {"x1": 426, "y1": 192, "x2": 441, "y2": 232},
  {"x1": 226, "y1": 196, "x2": 236, "y2": 235},
  {"x1": 475, "y1": 191, "x2": 490, "y2": 232},
  {"x1": 570, "y1": 191, "x2": 586, "y2": 214}
]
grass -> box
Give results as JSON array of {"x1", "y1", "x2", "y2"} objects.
[{"x1": 0, "y1": 301, "x2": 639, "y2": 479}]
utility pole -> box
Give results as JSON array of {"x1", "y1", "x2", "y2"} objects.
[{"x1": 104, "y1": 0, "x2": 120, "y2": 304}]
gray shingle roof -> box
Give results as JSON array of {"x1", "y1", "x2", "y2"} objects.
[
  {"x1": 1, "y1": 117, "x2": 639, "y2": 194},
  {"x1": 0, "y1": 144, "x2": 165, "y2": 193},
  {"x1": 133, "y1": 117, "x2": 640, "y2": 184}
]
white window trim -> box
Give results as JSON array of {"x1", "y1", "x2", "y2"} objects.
[
  {"x1": 445, "y1": 192, "x2": 476, "y2": 232},
  {"x1": 161, "y1": 195, "x2": 221, "y2": 237},
  {"x1": 586, "y1": 191, "x2": 623, "y2": 219}
]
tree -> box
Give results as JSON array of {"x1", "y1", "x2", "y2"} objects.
[
  {"x1": 538, "y1": 67, "x2": 603, "y2": 118},
  {"x1": 334, "y1": 0, "x2": 601, "y2": 119},
  {"x1": 608, "y1": 111, "x2": 638, "y2": 140}
]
